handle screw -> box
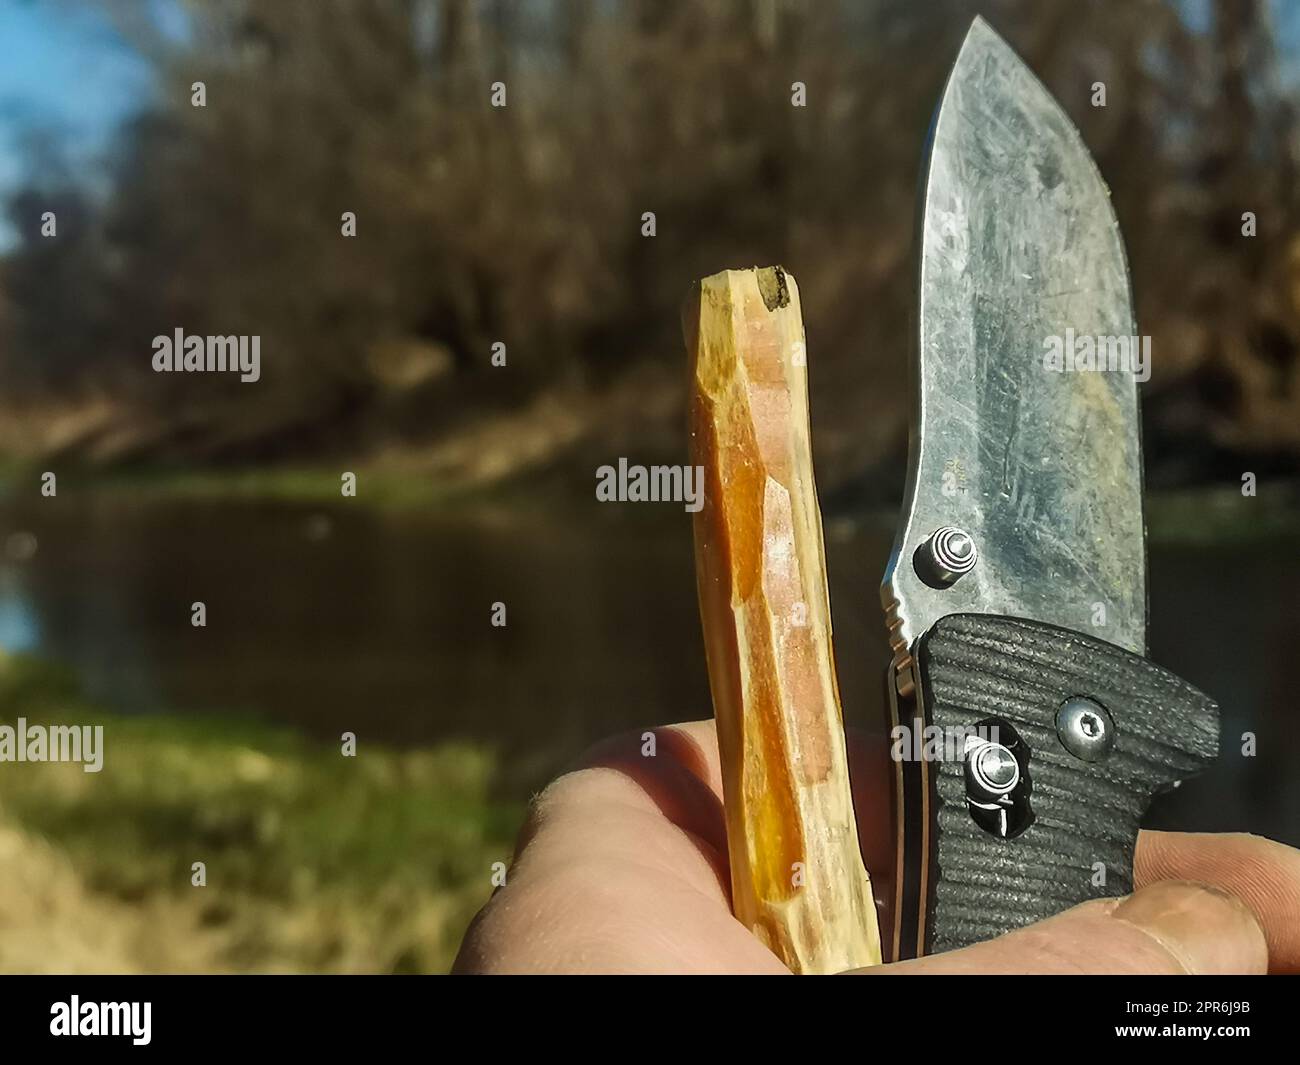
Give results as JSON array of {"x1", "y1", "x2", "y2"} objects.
[{"x1": 1057, "y1": 697, "x2": 1115, "y2": 761}]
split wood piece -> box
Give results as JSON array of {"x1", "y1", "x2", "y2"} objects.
[{"x1": 683, "y1": 266, "x2": 883, "y2": 974}]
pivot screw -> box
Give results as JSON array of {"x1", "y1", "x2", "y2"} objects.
[
  {"x1": 915, "y1": 526, "x2": 977, "y2": 588},
  {"x1": 1057, "y1": 697, "x2": 1115, "y2": 762},
  {"x1": 971, "y1": 742, "x2": 1019, "y2": 794},
  {"x1": 963, "y1": 718, "x2": 1034, "y2": 840}
]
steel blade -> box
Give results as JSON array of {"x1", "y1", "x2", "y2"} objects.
[{"x1": 883, "y1": 16, "x2": 1146, "y2": 684}]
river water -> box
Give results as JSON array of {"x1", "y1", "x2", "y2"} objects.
[{"x1": 0, "y1": 491, "x2": 1295, "y2": 845}]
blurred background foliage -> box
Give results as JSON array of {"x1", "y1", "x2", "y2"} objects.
[
  {"x1": 0, "y1": 0, "x2": 1298, "y2": 974},
  {"x1": 1, "y1": 0, "x2": 1298, "y2": 492}
]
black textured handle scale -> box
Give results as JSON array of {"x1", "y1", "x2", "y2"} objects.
[{"x1": 910, "y1": 613, "x2": 1219, "y2": 955}]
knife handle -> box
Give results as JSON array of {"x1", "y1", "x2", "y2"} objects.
[{"x1": 892, "y1": 613, "x2": 1219, "y2": 958}]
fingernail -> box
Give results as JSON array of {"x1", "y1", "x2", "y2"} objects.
[{"x1": 1113, "y1": 879, "x2": 1266, "y2": 974}]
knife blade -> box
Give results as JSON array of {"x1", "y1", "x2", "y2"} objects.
[{"x1": 881, "y1": 16, "x2": 1219, "y2": 960}]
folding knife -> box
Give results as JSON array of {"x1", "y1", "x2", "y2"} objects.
[{"x1": 881, "y1": 18, "x2": 1220, "y2": 960}]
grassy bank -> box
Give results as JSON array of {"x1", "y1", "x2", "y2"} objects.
[
  {"x1": 5, "y1": 463, "x2": 1300, "y2": 543},
  {"x1": 0, "y1": 464, "x2": 471, "y2": 509},
  {"x1": 0, "y1": 653, "x2": 522, "y2": 973}
]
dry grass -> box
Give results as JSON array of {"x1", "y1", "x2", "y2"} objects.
[{"x1": 0, "y1": 653, "x2": 522, "y2": 973}]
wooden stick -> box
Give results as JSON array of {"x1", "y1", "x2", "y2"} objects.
[{"x1": 683, "y1": 266, "x2": 882, "y2": 974}]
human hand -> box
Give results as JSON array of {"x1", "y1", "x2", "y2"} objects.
[{"x1": 453, "y1": 721, "x2": 1299, "y2": 974}]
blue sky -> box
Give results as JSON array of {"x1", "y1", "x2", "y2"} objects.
[{"x1": 0, "y1": 0, "x2": 156, "y2": 246}]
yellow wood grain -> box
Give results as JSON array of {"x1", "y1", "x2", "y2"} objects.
[{"x1": 684, "y1": 266, "x2": 883, "y2": 974}]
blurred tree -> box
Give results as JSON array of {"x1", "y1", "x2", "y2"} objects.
[{"x1": 0, "y1": 0, "x2": 1295, "y2": 485}]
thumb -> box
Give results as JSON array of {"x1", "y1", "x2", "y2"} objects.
[{"x1": 862, "y1": 880, "x2": 1268, "y2": 975}]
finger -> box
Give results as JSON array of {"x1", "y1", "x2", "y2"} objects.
[
  {"x1": 1137, "y1": 830, "x2": 1300, "y2": 973},
  {"x1": 854, "y1": 880, "x2": 1267, "y2": 975},
  {"x1": 512, "y1": 720, "x2": 731, "y2": 901},
  {"x1": 557, "y1": 719, "x2": 898, "y2": 929},
  {"x1": 453, "y1": 721, "x2": 786, "y2": 973}
]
